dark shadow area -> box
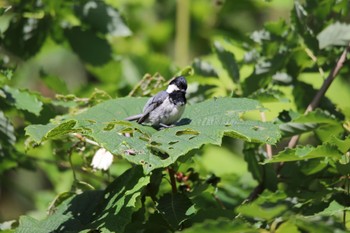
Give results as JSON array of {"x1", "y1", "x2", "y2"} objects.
[{"x1": 175, "y1": 118, "x2": 192, "y2": 126}]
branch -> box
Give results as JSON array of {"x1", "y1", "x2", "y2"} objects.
[
  {"x1": 247, "y1": 43, "x2": 350, "y2": 202},
  {"x1": 260, "y1": 112, "x2": 273, "y2": 159},
  {"x1": 288, "y1": 42, "x2": 350, "y2": 148}
]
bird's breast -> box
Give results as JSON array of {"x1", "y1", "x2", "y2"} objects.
[{"x1": 148, "y1": 98, "x2": 185, "y2": 126}]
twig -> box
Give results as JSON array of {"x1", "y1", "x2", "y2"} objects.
[
  {"x1": 167, "y1": 167, "x2": 178, "y2": 193},
  {"x1": 72, "y1": 133, "x2": 99, "y2": 146},
  {"x1": 247, "y1": 183, "x2": 265, "y2": 202},
  {"x1": 212, "y1": 192, "x2": 226, "y2": 209},
  {"x1": 260, "y1": 112, "x2": 273, "y2": 159},
  {"x1": 68, "y1": 141, "x2": 81, "y2": 182},
  {"x1": 304, "y1": 47, "x2": 326, "y2": 79}
]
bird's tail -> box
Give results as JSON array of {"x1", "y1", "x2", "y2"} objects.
[{"x1": 125, "y1": 114, "x2": 143, "y2": 122}]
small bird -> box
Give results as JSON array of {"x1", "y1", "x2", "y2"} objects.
[{"x1": 125, "y1": 76, "x2": 187, "y2": 128}]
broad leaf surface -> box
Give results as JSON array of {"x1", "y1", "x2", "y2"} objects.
[
  {"x1": 16, "y1": 166, "x2": 149, "y2": 233},
  {"x1": 25, "y1": 97, "x2": 281, "y2": 172}
]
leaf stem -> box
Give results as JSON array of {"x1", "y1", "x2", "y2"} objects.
[
  {"x1": 260, "y1": 111, "x2": 272, "y2": 159},
  {"x1": 167, "y1": 167, "x2": 178, "y2": 193},
  {"x1": 68, "y1": 141, "x2": 80, "y2": 183},
  {"x1": 212, "y1": 191, "x2": 226, "y2": 209}
]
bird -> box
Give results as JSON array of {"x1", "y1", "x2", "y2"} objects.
[{"x1": 125, "y1": 76, "x2": 187, "y2": 128}]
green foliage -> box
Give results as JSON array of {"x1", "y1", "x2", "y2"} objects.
[
  {"x1": 1, "y1": 0, "x2": 350, "y2": 232},
  {"x1": 317, "y1": 22, "x2": 350, "y2": 49},
  {"x1": 2, "y1": 85, "x2": 43, "y2": 116},
  {"x1": 16, "y1": 166, "x2": 148, "y2": 233},
  {"x1": 25, "y1": 97, "x2": 280, "y2": 173}
]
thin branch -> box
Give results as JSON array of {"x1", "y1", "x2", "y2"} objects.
[
  {"x1": 72, "y1": 133, "x2": 99, "y2": 146},
  {"x1": 68, "y1": 141, "x2": 81, "y2": 182},
  {"x1": 212, "y1": 192, "x2": 226, "y2": 209},
  {"x1": 167, "y1": 167, "x2": 178, "y2": 193},
  {"x1": 260, "y1": 112, "x2": 273, "y2": 159},
  {"x1": 304, "y1": 47, "x2": 326, "y2": 78},
  {"x1": 288, "y1": 42, "x2": 350, "y2": 149},
  {"x1": 247, "y1": 183, "x2": 265, "y2": 202}
]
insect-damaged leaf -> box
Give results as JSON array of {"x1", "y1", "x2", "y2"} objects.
[{"x1": 25, "y1": 97, "x2": 281, "y2": 173}]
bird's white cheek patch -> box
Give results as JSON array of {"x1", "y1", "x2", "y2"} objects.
[{"x1": 166, "y1": 84, "x2": 179, "y2": 93}]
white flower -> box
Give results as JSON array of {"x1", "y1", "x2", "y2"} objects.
[{"x1": 91, "y1": 148, "x2": 114, "y2": 171}]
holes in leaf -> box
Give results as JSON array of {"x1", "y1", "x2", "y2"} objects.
[
  {"x1": 104, "y1": 123, "x2": 116, "y2": 131},
  {"x1": 149, "y1": 148, "x2": 169, "y2": 159},
  {"x1": 169, "y1": 147, "x2": 174, "y2": 150},
  {"x1": 124, "y1": 149, "x2": 136, "y2": 156},
  {"x1": 175, "y1": 129, "x2": 199, "y2": 136},
  {"x1": 169, "y1": 141, "x2": 178, "y2": 145},
  {"x1": 139, "y1": 136, "x2": 149, "y2": 142},
  {"x1": 140, "y1": 160, "x2": 152, "y2": 168},
  {"x1": 150, "y1": 141, "x2": 162, "y2": 146}
]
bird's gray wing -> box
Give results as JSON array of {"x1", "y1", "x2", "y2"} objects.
[{"x1": 137, "y1": 91, "x2": 168, "y2": 124}]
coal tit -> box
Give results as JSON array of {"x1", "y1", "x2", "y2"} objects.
[{"x1": 125, "y1": 76, "x2": 187, "y2": 128}]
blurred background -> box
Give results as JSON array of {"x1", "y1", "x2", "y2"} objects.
[{"x1": 0, "y1": 0, "x2": 315, "y2": 222}]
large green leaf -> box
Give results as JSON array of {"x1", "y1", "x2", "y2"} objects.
[
  {"x1": 16, "y1": 166, "x2": 149, "y2": 233},
  {"x1": 89, "y1": 166, "x2": 149, "y2": 232},
  {"x1": 25, "y1": 97, "x2": 281, "y2": 172}
]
